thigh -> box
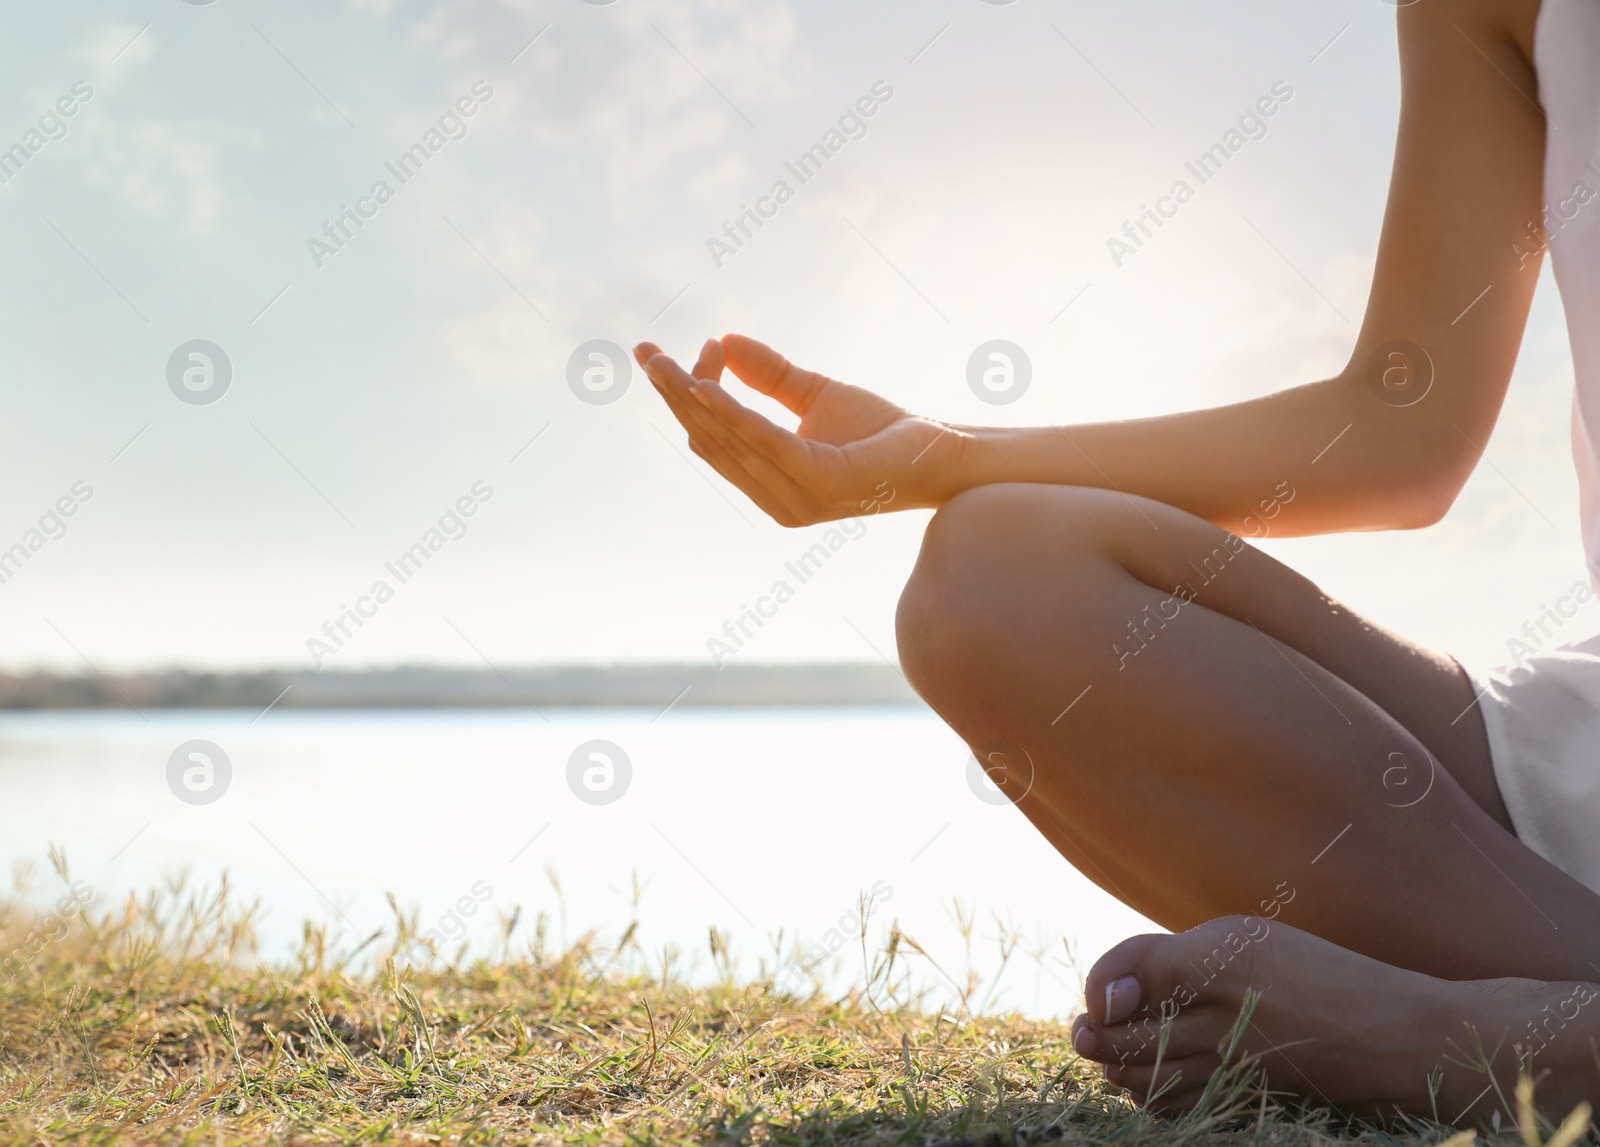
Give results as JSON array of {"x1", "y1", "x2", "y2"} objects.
[
  {"x1": 908, "y1": 482, "x2": 1505, "y2": 825},
  {"x1": 1053, "y1": 486, "x2": 1508, "y2": 831},
  {"x1": 898, "y1": 483, "x2": 1600, "y2": 983}
]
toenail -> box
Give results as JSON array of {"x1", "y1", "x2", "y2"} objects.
[
  {"x1": 1072, "y1": 1023, "x2": 1096, "y2": 1057},
  {"x1": 1104, "y1": 975, "x2": 1142, "y2": 1023}
]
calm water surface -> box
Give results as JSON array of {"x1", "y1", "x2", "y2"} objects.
[{"x1": 0, "y1": 707, "x2": 1156, "y2": 1018}]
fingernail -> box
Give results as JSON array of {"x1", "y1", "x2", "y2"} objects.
[
  {"x1": 1104, "y1": 975, "x2": 1141, "y2": 1023},
  {"x1": 1072, "y1": 1023, "x2": 1095, "y2": 1056},
  {"x1": 701, "y1": 337, "x2": 718, "y2": 354},
  {"x1": 692, "y1": 385, "x2": 712, "y2": 406}
]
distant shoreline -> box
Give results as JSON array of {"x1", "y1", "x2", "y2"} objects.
[{"x1": 0, "y1": 663, "x2": 920, "y2": 710}]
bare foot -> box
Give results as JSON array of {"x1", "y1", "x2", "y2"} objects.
[{"x1": 1070, "y1": 915, "x2": 1600, "y2": 1124}]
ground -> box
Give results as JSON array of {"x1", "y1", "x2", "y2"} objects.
[{"x1": 0, "y1": 855, "x2": 1581, "y2": 1146}]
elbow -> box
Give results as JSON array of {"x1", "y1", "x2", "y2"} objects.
[
  {"x1": 1336, "y1": 397, "x2": 1484, "y2": 529},
  {"x1": 1385, "y1": 455, "x2": 1472, "y2": 530},
  {"x1": 1364, "y1": 497, "x2": 1445, "y2": 532},
  {"x1": 1395, "y1": 494, "x2": 1451, "y2": 530},
  {"x1": 1321, "y1": 366, "x2": 1496, "y2": 530}
]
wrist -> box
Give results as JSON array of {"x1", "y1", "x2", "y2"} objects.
[
  {"x1": 938, "y1": 425, "x2": 1004, "y2": 501},
  {"x1": 901, "y1": 423, "x2": 985, "y2": 508},
  {"x1": 888, "y1": 422, "x2": 1013, "y2": 510}
]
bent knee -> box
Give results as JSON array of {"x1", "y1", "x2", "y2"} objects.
[
  {"x1": 918, "y1": 483, "x2": 1143, "y2": 571},
  {"x1": 895, "y1": 484, "x2": 1130, "y2": 698}
]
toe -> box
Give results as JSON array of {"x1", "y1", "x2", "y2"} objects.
[
  {"x1": 1084, "y1": 933, "x2": 1166, "y2": 1023},
  {"x1": 1074, "y1": 1010, "x2": 1228, "y2": 1065},
  {"x1": 1138, "y1": 1081, "x2": 1215, "y2": 1118},
  {"x1": 1115, "y1": 1053, "x2": 1222, "y2": 1104},
  {"x1": 1084, "y1": 915, "x2": 1274, "y2": 1025},
  {"x1": 1077, "y1": 916, "x2": 1285, "y2": 1071}
]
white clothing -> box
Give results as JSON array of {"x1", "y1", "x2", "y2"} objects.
[{"x1": 1470, "y1": 0, "x2": 1600, "y2": 893}]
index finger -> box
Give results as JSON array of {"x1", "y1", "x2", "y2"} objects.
[
  {"x1": 642, "y1": 351, "x2": 819, "y2": 475},
  {"x1": 634, "y1": 339, "x2": 724, "y2": 382}
]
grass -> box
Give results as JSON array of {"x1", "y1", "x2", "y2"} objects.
[{"x1": 0, "y1": 851, "x2": 1577, "y2": 1146}]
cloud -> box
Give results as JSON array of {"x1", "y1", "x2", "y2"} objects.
[
  {"x1": 378, "y1": 0, "x2": 810, "y2": 214},
  {"x1": 77, "y1": 117, "x2": 230, "y2": 238},
  {"x1": 77, "y1": 21, "x2": 155, "y2": 71}
]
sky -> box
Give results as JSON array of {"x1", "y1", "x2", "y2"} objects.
[{"x1": 0, "y1": 0, "x2": 1592, "y2": 676}]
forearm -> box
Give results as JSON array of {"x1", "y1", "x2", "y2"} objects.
[
  {"x1": 933, "y1": 0, "x2": 1548, "y2": 541},
  {"x1": 941, "y1": 375, "x2": 1458, "y2": 538}
]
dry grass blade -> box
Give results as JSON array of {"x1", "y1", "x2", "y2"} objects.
[{"x1": 0, "y1": 865, "x2": 1547, "y2": 1146}]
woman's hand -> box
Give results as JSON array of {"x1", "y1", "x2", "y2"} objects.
[{"x1": 636, "y1": 334, "x2": 967, "y2": 527}]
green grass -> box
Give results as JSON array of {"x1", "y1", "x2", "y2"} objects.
[{"x1": 0, "y1": 852, "x2": 1565, "y2": 1146}]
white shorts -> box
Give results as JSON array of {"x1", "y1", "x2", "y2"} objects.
[{"x1": 1467, "y1": 631, "x2": 1600, "y2": 895}]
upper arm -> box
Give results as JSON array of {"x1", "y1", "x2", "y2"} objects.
[{"x1": 1350, "y1": 0, "x2": 1547, "y2": 520}]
